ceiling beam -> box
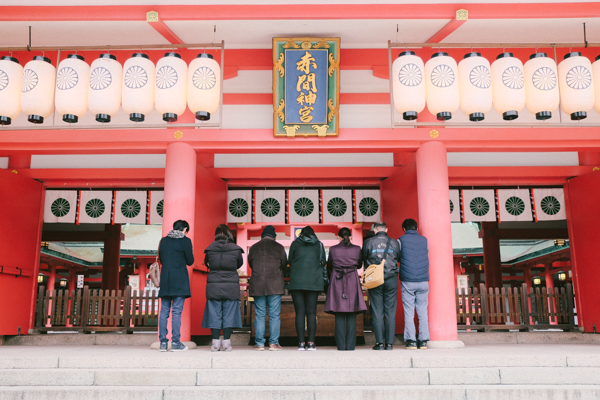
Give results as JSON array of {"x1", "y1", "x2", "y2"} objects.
[
  {"x1": 426, "y1": 9, "x2": 468, "y2": 43},
  {"x1": 1, "y1": 4, "x2": 599, "y2": 21},
  {"x1": 146, "y1": 11, "x2": 184, "y2": 45}
]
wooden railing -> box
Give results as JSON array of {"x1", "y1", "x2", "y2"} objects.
[
  {"x1": 456, "y1": 283, "x2": 577, "y2": 331},
  {"x1": 35, "y1": 286, "x2": 159, "y2": 333}
]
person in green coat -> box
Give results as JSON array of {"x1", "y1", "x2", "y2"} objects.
[{"x1": 287, "y1": 226, "x2": 326, "y2": 351}]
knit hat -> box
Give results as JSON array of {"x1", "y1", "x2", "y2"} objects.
[{"x1": 261, "y1": 225, "x2": 277, "y2": 238}]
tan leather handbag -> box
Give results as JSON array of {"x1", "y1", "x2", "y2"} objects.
[
  {"x1": 149, "y1": 239, "x2": 161, "y2": 287},
  {"x1": 362, "y1": 238, "x2": 391, "y2": 290}
]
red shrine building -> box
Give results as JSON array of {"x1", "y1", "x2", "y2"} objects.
[{"x1": 1, "y1": 1, "x2": 600, "y2": 347}]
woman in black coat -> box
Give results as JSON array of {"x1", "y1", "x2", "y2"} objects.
[
  {"x1": 201, "y1": 224, "x2": 244, "y2": 352},
  {"x1": 287, "y1": 226, "x2": 325, "y2": 351}
]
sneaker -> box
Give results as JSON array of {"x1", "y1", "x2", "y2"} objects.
[
  {"x1": 405, "y1": 340, "x2": 417, "y2": 350},
  {"x1": 170, "y1": 342, "x2": 188, "y2": 352},
  {"x1": 372, "y1": 343, "x2": 385, "y2": 350},
  {"x1": 384, "y1": 344, "x2": 393, "y2": 350},
  {"x1": 221, "y1": 339, "x2": 233, "y2": 352},
  {"x1": 298, "y1": 342, "x2": 306, "y2": 351},
  {"x1": 159, "y1": 342, "x2": 168, "y2": 352},
  {"x1": 269, "y1": 344, "x2": 282, "y2": 351},
  {"x1": 210, "y1": 339, "x2": 221, "y2": 352},
  {"x1": 307, "y1": 342, "x2": 316, "y2": 351},
  {"x1": 417, "y1": 340, "x2": 428, "y2": 350},
  {"x1": 254, "y1": 345, "x2": 265, "y2": 351}
]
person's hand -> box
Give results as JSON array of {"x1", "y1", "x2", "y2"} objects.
[{"x1": 357, "y1": 267, "x2": 364, "y2": 277}]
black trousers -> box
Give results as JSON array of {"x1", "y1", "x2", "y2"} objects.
[
  {"x1": 291, "y1": 290, "x2": 319, "y2": 343},
  {"x1": 368, "y1": 276, "x2": 398, "y2": 345},
  {"x1": 334, "y1": 312, "x2": 357, "y2": 350}
]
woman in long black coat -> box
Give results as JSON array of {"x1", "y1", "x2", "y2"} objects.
[
  {"x1": 324, "y1": 227, "x2": 367, "y2": 351},
  {"x1": 287, "y1": 226, "x2": 325, "y2": 351},
  {"x1": 202, "y1": 224, "x2": 244, "y2": 352}
]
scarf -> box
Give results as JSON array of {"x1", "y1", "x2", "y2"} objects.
[{"x1": 167, "y1": 230, "x2": 186, "y2": 239}]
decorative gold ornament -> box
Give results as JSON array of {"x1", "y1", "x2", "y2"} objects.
[
  {"x1": 301, "y1": 41, "x2": 312, "y2": 50},
  {"x1": 593, "y1": 167, "x2": 600, "y2": 171},
  {"x1": 430, "y1": 129, "x2": 439, "y2": 138},
  {"x1": 456, "y1": 9, "x2": 468, "y2": 20},
  {"x1": 282, "y1": 40, "x2": 301, "y2": 49},
  {"x1": 327, "y1": 98, "x2": 338, "y2": 123},
  {"x1": 274, "y1": 53, "x2": 285, "y2": 78},
  {"x1": 313, "y1": 40, "x2": 331, "y2": 49},
  {"x1": 283, "y1": 125, "x2": 300, "y2": 137},
  {"x1": 312, "y1": 124, "x2": 329, "y2": 137},
  {"x1": 328, "y1": 53, "x2": 339, "y2": 77},
  {"x1": 146, "y1": 11, "x2": 159, "y2": 22},
  {"x1": 275, "y1": 99, "x2": 285, "y2": 122},
  {"x1": 174, "y1": 130, "x2": 183, "y2": 139}
]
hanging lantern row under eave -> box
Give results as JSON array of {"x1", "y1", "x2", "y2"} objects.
[
  {"x1": 89, "y1": 54, "x2": 122, "y2": 123},
  {"x1": 559, "y1": 52, "x2": 594, "y2": 120},
  {"x1": 55, "y1": 54, "x2": 90, "y2": 123},
  {"x1": 122, "y1": 53, "x2": 155, "y2": 122},
  {"x1": 524, "y1": 53, "x2": 559, "y2": 120},
  {"x1": 392, "y1": 51, "x2": 425, "y2": 120},
  {"x1": 155, "y1": 52, "x2": 187, "y2": 122},
  {"x1": 21, "y1": 55, "x2": 56, "y2": 124},
  {"x1": 425, "y1": 52, "x2": 459, "y2": 121},
  {"x1": 491, "y1": 52, "x2": 525, "y2": 120},
  {"x1": 0, "y1": 56, "x2": 23, "y2": 125},
  {"x1": 459, "y1": 52, "x2": 492, "y2": 121},
  {"x1": 188, "y1": 53, "x2": 221, "y2": 121}
]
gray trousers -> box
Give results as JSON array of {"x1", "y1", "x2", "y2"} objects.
[
  {"x1": 368, "y1": 276, "x2": 398, "y2": 345},
  {"x1": 401, "y1": 281, "x2": 430, "y2": 342}
]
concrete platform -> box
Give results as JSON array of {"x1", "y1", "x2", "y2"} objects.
[{"x1": 1, "y1": 344, "x2": 600, "y2": 399}]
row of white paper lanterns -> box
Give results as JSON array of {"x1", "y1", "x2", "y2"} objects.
[
  {"x1": 393, "y1": 51, "x2": 598, "y2": 121},
  {"x1": 0, "y1": 52, "x2": 221, "y2": 125}
]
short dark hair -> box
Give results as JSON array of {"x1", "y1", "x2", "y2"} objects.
[
  {"x1": 215, "y1": 224, "x2": 233, "y2": 242},
  {"x1": 402, "y1": 219, "x2": 418, "y2": 231},
  {"x1": 300, "y1": 226, "x2": 316, "y2": 238},
  {"x1": 338, "y1": 227, "x2": 351, "y2": 247},
  {"x1": 372, "y1": 221, "x2": 387, "y2": 231},
  {"x1": 173, "y1": 220, "x2": 190, "y2": 232}
]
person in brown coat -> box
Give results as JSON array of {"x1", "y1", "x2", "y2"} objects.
[{"x1": 247, "y1": 225, "x2": 287, "y2": 351}]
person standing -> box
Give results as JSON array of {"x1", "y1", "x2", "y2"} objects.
[
  {"x1": 325, "y1": 227, "x2": 367, "y2": 351},
  {"x1": 362, "y1": 221, "x2": 401, "y2": 350},
  {"x1": 248, "y1": 225, "x2": 287, "y2": 351},
  {"x1": 202, "y1": 224, "x2": 244, "y2": 352},
  {"x1": 287, "y1": 226, "x2": 326, "y2": 351},
  {"x1": 158, "y1": 220, "x2": 195, "y2": 352},
  {"x1": 398, "y1": 218, "x2": 430, "y2": 350}
]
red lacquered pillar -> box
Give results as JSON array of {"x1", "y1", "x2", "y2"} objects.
[
  {"x1": 416, "y1": 141, "x2": 464, "y2": 348},
  {"x1": 161, "y1": 142, "x2": 197, "y2": 343}
]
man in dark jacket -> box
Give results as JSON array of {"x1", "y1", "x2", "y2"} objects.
[
  {"x1": 398, "y1": 218, "x2": 430, "y2": 350},
  {"x1": 248, "y1": 225, "x2": 287, "y2": 351},
  {"x1": 158, "y1": 220, "x2": 194, "y2": 352},
  {"x1": 362, "y1": 221, "x2": 401, "y2": 350}
]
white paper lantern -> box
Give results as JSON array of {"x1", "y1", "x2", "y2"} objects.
[
  {"x1": 593, "y1": 55, "x2": 600, "y2": 114},
  {"x1": 558, "y1": 52, "x2": 594, "y2": 120},
  {"x1": 524, "y1": 53, "x2": 559, "y2": 120},
  {"x1": 491, "y1": 52, "x2": 525, "y2": 120},
  {"x1": 425, "y1": 52, "x2": 459, "y2": 121},
  {"x1": 188, "y1": 54, "x2": 220, "y2": 121},
  {"x1": 392, "y1": 51, "x2": 425, "y2": 120},
  {"x1": 458, "y1": 52, "x2": 492, "y2": 121},
  {"x1": 122, "y1": 53, "x2": 155, "y2": 122},
  {"x1": 88, "y1": 54, "x2": 122, "y2": 123},
  {"x1": 0, "y1": 56, "x2": 23, "y2": 125},
  {"x1": 21, "y1": 56, "x2": 56, "y2": 124},
  {"x1": 155, "y1": 52, "x2": 187, "y2": 122},
  {"x1": 55, "y1": 54, "x2": 90, "y2": 123}
]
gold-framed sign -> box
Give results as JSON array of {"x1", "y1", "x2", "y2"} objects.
[{"x1": 272, "y1": 37, "x2": 340, "y2": 138}]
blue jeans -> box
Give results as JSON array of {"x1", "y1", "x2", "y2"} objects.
[
  {"x1": 254, "y1": 295, "x2": 282, "y2": 346},
  {"x1": 159, "y1": 296, "x2": 185, "y2": 344}
]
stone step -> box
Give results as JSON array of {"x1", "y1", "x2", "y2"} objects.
[
  {"x1": 2, "y1": 386, "x2": 600, "y2": 400},
  {"x1": 2, "y1": 367, "x2": 600, "y2": 387}
]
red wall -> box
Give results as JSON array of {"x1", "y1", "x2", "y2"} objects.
[
  {"x1": 191, "y1": 164, "x2": 227, "y2": 336},
  {"x1": 566, "y1": 172, "x2": 600, "y2": 332},
  {"x1": 381, "y1": 153, "x2": 419, "y2": 334},
  {"x1": 0, "y1": 170, "x2": 43, "y2": 335}
]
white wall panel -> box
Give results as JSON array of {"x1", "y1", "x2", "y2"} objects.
[
  {"x1": 447, "y1": 152, "x2": 579, "y2": 167},
  {"x1": 0, "y1": 157, "x2": 8, "y2": 169},
  {"x1": 215, "y1": 153, "x2": 393, "y2": 168},
  {"x1": 339, "y1": 104, "x2": 390, "y2": 128},
  {"x1": 31, "y1": 154, "x2": 166, "y2": 169},
  {"x1": 340, "y1": 70, "x2": 389, "y2": 93}
]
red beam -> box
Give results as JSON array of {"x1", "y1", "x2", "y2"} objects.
[
  {"x1": 2, "y1": 4, "x2": 600, "y2": 21},
  {"x1": 449, "y1": 166, "x2": 592, "y2": 186},
  {"x1": 426, "y1": 18, "x2": 467, "y2": 43},
  {"x1": 478, "y1": 229, "x2": 569, "y2": 240},
  {"x1": 227, "y1": 179, "x2": 382, "y2": 187},
  {"x1": 211, "y1": 167, "x2": 397, "y2": 180},
  {"x1": 223, "y1": 93, "x2": 390, "y2": 105},
  {"x1": 42, "y1": 231, "x2": 125, "y2": 242},
  {"x1": 147, "y1": 20, "x2": 184, "y2": 45}
]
